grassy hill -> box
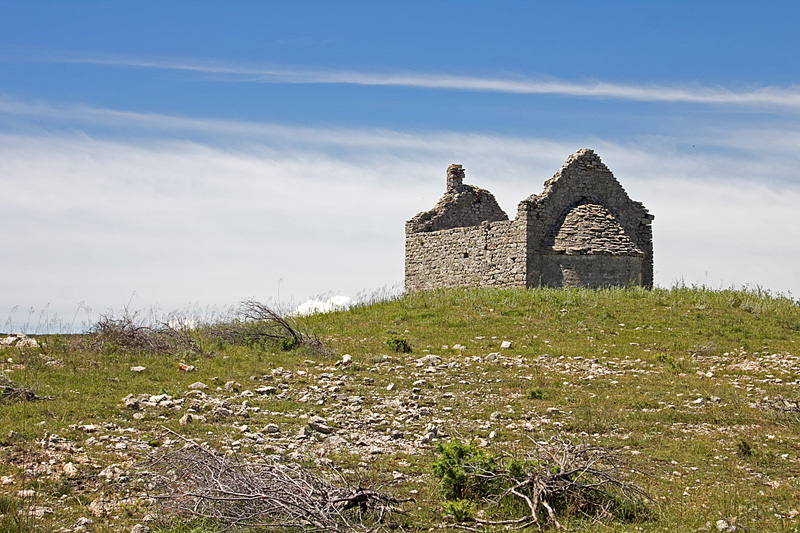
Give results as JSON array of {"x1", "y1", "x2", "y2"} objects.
[{"x1": 1, "y1": 286, "x2": 800, "y2": 532}]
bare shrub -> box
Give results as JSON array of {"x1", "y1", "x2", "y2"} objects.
[
  {"x1": 434, "y1": 436, "x2": 650, "y2": 530},
  {"x1": 0, "y1": 372, "x2": 49, "y2": 402},
  {"x1": 89, "y1": 309, "x2": 173, "y2": 353},
  {"x1": 207, "y1": 298, "x2": 329, "y2": 356},
  {"x1": 142, "y1": 432, "x2": 408, "y2": 532},
  {"x1": 755, "y1": 395, "x2": 800, "y2": 414}
]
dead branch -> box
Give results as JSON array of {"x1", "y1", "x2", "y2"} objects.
[
  {"x1": 207, "y1": 298, "x2": 330, "y2": 356},
  {"x1": 451, "y1": 436, "x2": 650, "y2": 529},
  {"x1": 0, "y1": 371, "x2": 50, "y2": 401},
  {"x1": 141, "y1": 430, "x2": 408, "y2": 532},
  {"x1": 755, "y1": 395, "x2": 800, "y2": 414},
  {"x1": 89, "y1": 312, "x2": 174, "y2": 353}
]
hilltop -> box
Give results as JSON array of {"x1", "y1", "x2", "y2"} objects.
[{"x1": 1, "y1": 286, "x2": 799, "y2": 532}]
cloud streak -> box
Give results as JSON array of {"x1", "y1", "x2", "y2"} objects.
[
  {"x1": 2, "y1": 98, "x2": 800, "y2": 331},
  {"x1": 10, "y1": 51, "x2": 800, "y2": 110}
]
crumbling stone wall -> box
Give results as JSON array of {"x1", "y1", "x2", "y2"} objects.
[
  {"x1": 406, "y1": 164, "x2": 508, "y2": 233},
  {"x1": 405, "y1": 150, "x2": 654, "y2": 292}
]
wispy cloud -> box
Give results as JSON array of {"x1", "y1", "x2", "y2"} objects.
[
  {"x1": 9, "y1": 51, "x2": 800, "y2": 110},
  {"x1": 2, "y1": 98, "x2": 800, "y2": 330}
]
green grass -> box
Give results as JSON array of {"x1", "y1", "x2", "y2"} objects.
[{"x1": 1, "y1": 285, "x2": 800, "y2": 531}]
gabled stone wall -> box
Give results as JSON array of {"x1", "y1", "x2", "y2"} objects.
[{"x1": 404, "y1": 150, "x2": 654, "y2": 292}]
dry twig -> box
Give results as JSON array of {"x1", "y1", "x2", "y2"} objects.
[
  {"x1": 142, "y1": 430, "x2": 408, "y2": 532},
  {"x1": 0, "y1": 371, "x2": 50, "y2": 401},
  {"x1": 452, "y1": 436, "x2": 650, "y2": 530},
  {"x1": 207, "y1": 298, "x2": 329, "y2": 356}
]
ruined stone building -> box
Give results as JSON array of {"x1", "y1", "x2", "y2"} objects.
[{"x1": 405, "y1": 149, "x2": 654, "y2": 292}]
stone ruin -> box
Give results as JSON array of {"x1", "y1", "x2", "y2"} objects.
[{"x1": 405, "y1": 149, "x2": 654, "y2": 292}]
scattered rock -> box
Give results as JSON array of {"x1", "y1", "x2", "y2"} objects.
[
  {"x1": 130, "y1": 366, "x2": 146, "y2": 373},
  {"x1": 0, "y1": 333, "x2": 38, "y2": 348},
  {"x1": 500, "y1": 340, "x2": 512, "y2": 349},
  {"x1": 386, "y1": 382, "x2": 396, "y2": 391},
  {"x1": 63, "y1": 462, "x2": 78, "y2": 477},
  {"x1": 264, "y1": 423, "x2": 280, "y2": 434},
  {"x1": 88, "y1": 497, "x2": 116, "y2": 517},
  {"x1": 188, "y1": 381, "x2": 208, "y2": 390},
  {"x1": 26, "y1": 506, "x2": 53, "y2": 519},
  {"x1": 224, "y1": 380, "x2": 240, "y2": 393},
  {"x1": 75, "y1": 517, "x2": 94, "y2": 529},
  {"x1": 98, "y1": 464, "x2": 127, "y2": 482},
  {"x1": 308, "y1": 416, "x2": 333, "y2": 434},
  {"x1": 416, "y1": 355, "x2": 442, "y2": 366},
  {"x1": 123, "y1": 396, "x2": 140, "y2": 410},
  {"x1": 131, "y1": 525, "x2": 150, "y2": 533},
  {"x1": 179, "y1": 413, "x2": 207, "y2": 425}
]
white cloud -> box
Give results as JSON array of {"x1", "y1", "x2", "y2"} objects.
[
  {"x1": 12, "y1": 52, "x2": 800, "y2": 110},
  {"x1": 2, "y1": 101, "x2": 800, "y2": 331},
  {"x1": 292, "y1": 295, "x2": 354, "y2": 316}
]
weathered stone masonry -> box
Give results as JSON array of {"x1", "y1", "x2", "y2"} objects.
[{"x1": 405, "y1": 149, "x2": 654, "y2": 292}]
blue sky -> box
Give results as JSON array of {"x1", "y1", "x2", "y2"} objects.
[{"x1": 2, "y1": 1, "x2": 800, "y2": 330}]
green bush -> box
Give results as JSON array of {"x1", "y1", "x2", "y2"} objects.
[
  {"x1": 443, "y1": 499, "x2": 475, "y2": 522},
  {"x1": 385, "y1": 334, "x2": 412, "y2": 353},
  {"x1": 432, "y1": 440, "x2": 498, "y2": 500},
  {"x1": 526, "y1": 387, "x2": 545, "y2": 400}
]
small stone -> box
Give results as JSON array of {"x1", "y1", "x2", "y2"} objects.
[
  {"x1": 8, "y1": 430, "x2": 21, "y2": 439},
  {"x1": 124, "y1": 397, "x2": 140, "y2": 410},
  {"x1": 500, "y1": 340, "x2": 512, "y2": 349},
  {"x1": 452, "y1": 344, "x2": 466, "y2": 350},
  {"x1": 188, "y1": 381, "x2": 208, "y2": 390},
  {"x1": 340, "y1": 354, "x2": 352, "y2": 366},
  {"x1": 63, "y1": 462, "x2": 78, "y2": 477},
  {"x1": 716, "y1": 519, "x2": 730, "y2": 532},
  {"x1": 390, "y1": 430, "x2": 404, "y2": 440},
  {"x1": 26, "y1": 506, "x2": 53, "y2": 519},
  {"x1": 264, "y1": 423, "x2": 280, "y2": 434},
  {"x1": 412, "y1": 379, "x2": 427, "y2": 387},
  {"x1": 88, "y1": 498, "x2": 115, "y2": 517},
  {"x1": 416, "y1": 354, "x2": 442, "y2": 365},
  {"x1": 224, "y1": 380, "x2": 240, "y2": 393},
  {"x1": 308, "y1": 416, "x2": 333, "y2": 434},
  {"x1": 131, "y1": 525, "x2": 150, "y2": 533},
  {"x1": 130, "y1": 366, "x2": 146, "y2": 372},
  {"x1": 386, "y1": 382, "x2": 396, "y2": 391}
]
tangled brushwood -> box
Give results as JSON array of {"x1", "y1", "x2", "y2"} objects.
[
  {"x1": 0, "y1": 372, "x2": 48, "y2": 401},
  {"x1": 207, "y1": 298, "x2": 329, "y2": 356},
  {"x1": 142, "y1": 433, "x2": 409, "y2": 532},
  {"x1": 433, "y1": 436, "x2": 650, "y2": 530},
  {"x1": 89, "y1": 299, "x2": 329, "y2": 356}
]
